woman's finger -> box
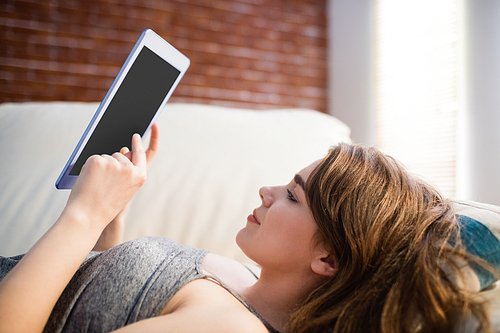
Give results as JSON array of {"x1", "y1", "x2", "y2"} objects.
[
  {"x1": 146, "y1": 123, "x2": 159, "y2": 166},
  {"x1": 117, "y1": 125, "x2": 158, "y2": 167},
  {"x1": 119, "y1": 147, "x2": 133, "y2": 162},
  {"x1": 112, "y1": 151, "x2": 131, "y2": 164},
  {"x1": 131, "y1": 133, "x2": 147, "y2": 169}
]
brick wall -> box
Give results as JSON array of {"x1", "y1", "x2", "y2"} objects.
[{"x1": 0, "y1": 0, "x2": 327, "y2": 112}]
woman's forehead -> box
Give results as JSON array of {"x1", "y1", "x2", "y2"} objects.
[{"x1": 298, "y1": 160, "x2": 322, "y2": 179}]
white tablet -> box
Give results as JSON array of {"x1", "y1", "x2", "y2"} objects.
[{"x1": 56, "y1": 29, "x2": 190, "y2": 189}]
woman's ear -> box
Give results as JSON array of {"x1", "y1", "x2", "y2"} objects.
[{"x1": 311, "y1": 252, "x2": 338, "y2": 277}]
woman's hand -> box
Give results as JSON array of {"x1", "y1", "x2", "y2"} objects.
[
  {"x1": 120, "y1": 123, "x2": 159, "y2": 169},
  {"x1": 92, "y1": 124, "x2": 159, "y2": 251},
  {"x1": 64, "y1": 128, "x2": 151, "y2": 233}
]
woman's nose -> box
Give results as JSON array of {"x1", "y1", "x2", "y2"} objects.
[{"x1": 259, "y1": 186, "x2": 274, "y2": 207}]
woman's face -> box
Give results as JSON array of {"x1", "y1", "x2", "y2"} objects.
[{"x1": 236, "y1": 160, "x2": 322, "y2": 274}]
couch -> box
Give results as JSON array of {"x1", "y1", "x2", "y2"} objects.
[{"x1": 0, "y1": 102, "x2": 499, "y2": 331}]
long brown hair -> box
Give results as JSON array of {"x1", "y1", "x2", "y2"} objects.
[{"x1": 287, "y1": 143, "x2": 490, "y2": 333}]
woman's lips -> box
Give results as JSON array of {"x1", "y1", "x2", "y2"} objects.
[{"x1": 247, "y1": 210, "x2": 261, "y2": 225}]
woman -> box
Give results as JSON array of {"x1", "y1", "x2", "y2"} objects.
[{"x1": 0, "y1": 125, "x2": 491, "y2": 332}]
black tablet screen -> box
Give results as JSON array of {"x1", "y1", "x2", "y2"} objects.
[{"x1": 69, "y1": 46, "x2": 180, "y2": 175}]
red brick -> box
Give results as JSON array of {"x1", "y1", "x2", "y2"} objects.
[{"x1": 0, "y1": 0, "x2": 328, "y2": 113}]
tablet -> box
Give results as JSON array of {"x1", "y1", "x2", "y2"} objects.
[{"x1": 56, "y1": 29, "x2": 190, "y2": 189}]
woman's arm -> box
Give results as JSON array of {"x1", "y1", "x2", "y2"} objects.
[
  {"x1": 92, "y1": 212, "x2": 126, "y2": 251},
  {"x1": 0, "y1": 128, "x2": 156, "y2": 333}
]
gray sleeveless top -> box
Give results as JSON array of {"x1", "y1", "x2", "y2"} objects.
[{"x1": 0, "y1": 237, "x2": 279, "y2": 333}]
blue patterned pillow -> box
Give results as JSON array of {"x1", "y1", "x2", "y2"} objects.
[{"x1": 451, "y1": 200, "x2": 500, "y2": 291}]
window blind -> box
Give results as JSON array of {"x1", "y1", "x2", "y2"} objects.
[{"x1": 374, "y1": 0, "x2": 460, "y2": 197}]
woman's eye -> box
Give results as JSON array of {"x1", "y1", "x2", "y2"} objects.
[{"x1": 287, "y1": 189, "x2": 297, "y2": 202}]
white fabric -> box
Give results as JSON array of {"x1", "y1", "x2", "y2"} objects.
[{"x1": 0, "y1": 102, "x2": 351, "y2": 262}]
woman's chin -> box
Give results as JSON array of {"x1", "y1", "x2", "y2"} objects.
[{"x1": 235, "y1": 227, "x2": 254, "y2": 259}]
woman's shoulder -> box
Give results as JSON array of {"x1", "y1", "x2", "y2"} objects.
[
  {"x1": 160, "y1": 278, "x2": 269, "y2": 333},
  {"x1": 201, "y1": 253, "x2": 260, "y2": 292}
]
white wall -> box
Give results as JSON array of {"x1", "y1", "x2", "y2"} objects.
[
  {"x1": 327, "y1": 0, "x2": 500, "y2": 205},
  {"x1": 457, "y1": 0, "x2": 500, "y2": 205},
  {"x1": 327, "y1": 0, "x2": 374, "y2": 146}
]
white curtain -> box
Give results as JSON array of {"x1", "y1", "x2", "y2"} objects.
[{"x1": 374, "y1": 0, "x2": 460, "y2": 197}]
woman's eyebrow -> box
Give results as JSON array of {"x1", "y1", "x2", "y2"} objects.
[{"x1": 294, "y1": 174, "x2": 306, "y2": 190}]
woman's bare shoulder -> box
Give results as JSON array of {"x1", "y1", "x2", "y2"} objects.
[
  {"x1": 201, "y1": 253, "x2": 260, "y2": 292},
  {"x1": 151, "y1": 279, "x2": 268, "y2": 333}
]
